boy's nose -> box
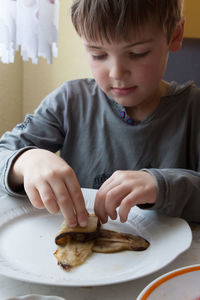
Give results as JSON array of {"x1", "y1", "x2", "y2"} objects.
[{"x1": 109, "y1": 61, "x2": 130, "y2": 80}]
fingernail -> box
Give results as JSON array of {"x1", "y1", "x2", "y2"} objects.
[
  {"x1": 79, "y1": 220, "x2": 88, "y2": 227},
  {"x1": 69, "y1": 223, "x2": 77, "y2": 228},
  {"x1": 120, "y1": 218, "x2": 126, "y2": 223},
  {"x1": 110, "y1": 214, "x2": 117, "y2": 220},
  {"x1": 101, "y1": 218, "x2": 108, "y2": 224}
]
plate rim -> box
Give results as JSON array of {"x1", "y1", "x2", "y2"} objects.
[
  {"x1": 6, "y1": 294, "x2": 66, "y2": 300},
  {"x1": 0, "y1": 188, "x2": 192, "y2": 287},
  {"x1": 137, "y1": 264, "x2": 200, "y2": 300}
]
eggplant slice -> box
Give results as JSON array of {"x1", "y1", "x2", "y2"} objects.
[
  {"x1": 54, "y1": 240, "x2": 94, "y2": 271},
  {"x1": 54, "y1": 215, "x2": 150, "y2": 271},
  {"x1": 55, "y1": 214, "x2": 101, "y2": 246},
  {"x1": 93, "y1": 229, "x2": 150, "y2": 253},
  {"x1": 54, "y1": 215, "x2": 100, "y2": 270}
]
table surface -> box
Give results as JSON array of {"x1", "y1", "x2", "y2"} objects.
[{"x1": 0, "y1": 191, "x2": 200, "y2": 300}]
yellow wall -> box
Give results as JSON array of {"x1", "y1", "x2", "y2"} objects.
[
  {"x1": 23, "y1": 0, "x2": 91, "y2": 115},
  {"x1": 0, "y1": 0, "x2": 89, "y2": 134},
  {"x1": 0, "y1": 52, "x2": 22, "y2": 136},
  {"x1": 184, "y1": 0, "x2": 200, "y2": 38}
]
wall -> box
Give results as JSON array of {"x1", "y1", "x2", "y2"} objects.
[
  {"x1": 23, "y1": 0, "x2": 91, "y2": 115},
  {"x1": 0, "y1": 52, "x2": 22, "y2": 136},
  {"x1": 184, "y1": 0, "x2": 200, "y2": 38}
]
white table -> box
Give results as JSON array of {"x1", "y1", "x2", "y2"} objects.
[{"x1": 0, "y1": 190, "x2": 199, "y2": 300}]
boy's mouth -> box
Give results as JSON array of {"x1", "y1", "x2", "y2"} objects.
[{"x1": 111, "y1": 86, "x2": 137, "y2": 96}]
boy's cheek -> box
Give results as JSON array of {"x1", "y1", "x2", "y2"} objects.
[{"x1": 92, "y1": 71, "x2": 108, "y2": 87}]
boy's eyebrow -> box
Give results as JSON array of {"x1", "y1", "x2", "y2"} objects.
[
  {"x1": 124, "y1": 39, "x2": 154, "y2": 48},
  {"x1": 84, "y1": 39, "x2": 154, "y2": 50}
]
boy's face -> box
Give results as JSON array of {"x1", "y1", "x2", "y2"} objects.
[{"x1": 83, "y1": 23, "x2": 182, "y2": 120}]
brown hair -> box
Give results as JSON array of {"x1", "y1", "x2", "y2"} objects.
[{"x1": 71, "y1": 0, "x2": 184, "y2": 43}]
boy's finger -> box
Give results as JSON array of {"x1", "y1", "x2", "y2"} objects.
[
  {"x1": 63, "y1": 171, "x2": 89, "y2": 227},
  {"x1": 94, "y1": 181, "x2": 120, "y2": 222},
  {"x1": 49, "y1": 178, "x2": 78, "y2": 227},
  {"x1": 25, "y1": 185, "x2": 45, "y2": 209},
  {"x1": 118, "y1": 192, "x2": 137, "y2": 223},
  {"x1": 104, "y1": 185, "x2": 128, "y2": 219},
  {"x1": 94, "y1": 192, "x2": 108, "y2": 223},
  {"x1": 36, "y1": 182, "x2": 59, "y2": 214}
]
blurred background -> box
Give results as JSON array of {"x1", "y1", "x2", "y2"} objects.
[{"x1": 0, "y1": 0, "x2": 199, "y2": 136}]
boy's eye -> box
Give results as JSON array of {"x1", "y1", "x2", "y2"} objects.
[
  {"x1": 91, "y1": 54, "x2": 107, "y2": 60},
  {"x1": 130, "y1": 51, "x2": 150, "y2": 58}
]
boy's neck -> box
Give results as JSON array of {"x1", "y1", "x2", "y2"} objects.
[{"x1": 126, "y1": 80, "x2": 169, "y2": 121}]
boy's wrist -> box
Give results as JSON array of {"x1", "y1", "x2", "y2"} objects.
[{"x1": 8, "y1": 149, "x2": 32, "y2": 189}]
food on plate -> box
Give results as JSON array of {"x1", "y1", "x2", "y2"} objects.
[
  {"x1": 93, "y1": 229, "x2": 149, "y2": 253},
  {"x1": 54, "y1": 214, "x2": 100, "y2": 271},
  {"x1": 54, "y1": 215, "x2": 150, "y2": 271},
  {"x1": 55, "y1": 214, "x2": 100, "y2": 246},
  {"x1": 54, "y1": 239, "x2": 95, "y2": 271}
]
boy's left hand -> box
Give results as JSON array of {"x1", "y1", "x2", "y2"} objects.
[{"x1": 94, "y1": 170, "x2": 157, "y2": 224}]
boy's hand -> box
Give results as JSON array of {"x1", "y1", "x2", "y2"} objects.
[
  {"x1": 9, "y1": 149, "x2": 88, "y2": 227},
  {"x1": 94, "y1": 170, "x2": 157, "y2": 224}
]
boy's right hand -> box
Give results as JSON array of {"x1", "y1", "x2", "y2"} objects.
[{"x1": 9, "y1": 149, "x2": 88, "y2": 227}]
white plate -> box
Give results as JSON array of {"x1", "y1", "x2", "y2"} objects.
[
  {"x1": 137, "y1": 264, "x2": 200, "y2": 300},
  {"x1": 6, "y1": 295, "x2": 65, "y2": 300},
  {"x1": 0, "y1": 188, "x2": 192, "y2": 287}
]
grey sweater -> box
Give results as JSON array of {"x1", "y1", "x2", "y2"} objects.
[{"x1": 0, "y1": 79, "x2": 200, "y2": 222}]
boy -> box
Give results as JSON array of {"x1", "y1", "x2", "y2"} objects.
[{"x1": 0, "y1": 0, "x2": 200, "y2": 228}]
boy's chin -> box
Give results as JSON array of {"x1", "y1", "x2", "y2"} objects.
[{"x1": 111, "y1": 96, "x2": 138, "y2": 108}]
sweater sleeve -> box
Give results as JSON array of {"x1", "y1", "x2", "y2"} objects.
[
  {"x1": 0, "y1": 83, "x2": 68, "y2": 196},
  {"x1": 140, "y1": 84, "x2": 200, "y2": 223},
  {"x1": 143, "y1": 168, "x2": 200, "y2": 222}
]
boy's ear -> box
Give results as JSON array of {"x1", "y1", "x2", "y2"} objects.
[{"x1": 169, "y1": 18, "x2": 185, "y2": 52}]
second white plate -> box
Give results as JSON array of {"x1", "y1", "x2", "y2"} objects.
[
  {"x1": 137, "y1": 264, "x2": 200, "y2": 300},
  {"x1": 6, "y1": 295, "x2": 66, "y2": 300},
  {"x1": 0, "y1": 188, "x2": 192, "y2": 286}
]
